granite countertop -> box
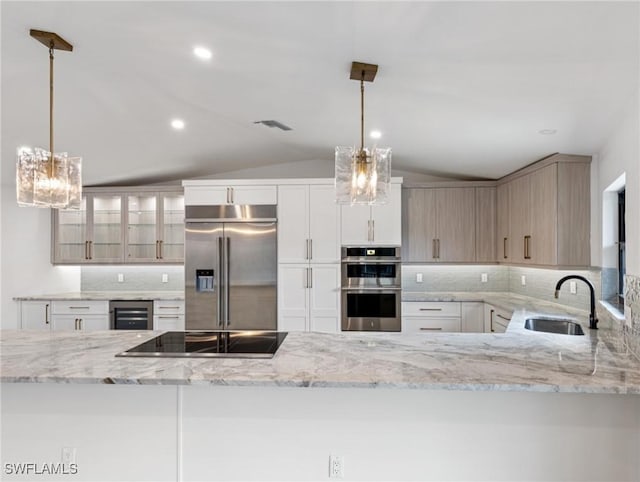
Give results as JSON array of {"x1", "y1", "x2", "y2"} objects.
[
  {"x1": 13, "y1": 291, "x2": 184, "y2": 301},
  {"x1": 2, "y1": 298, "x2": 639, "y2": 393}
]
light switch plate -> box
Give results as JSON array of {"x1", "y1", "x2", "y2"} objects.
[
  {"x1": 416, "y1": 273, "x2": 423, "y2": 283},
  {"x1": 162, "y1": 274, "x2": 169, "y2": 283},
  {"x1": 481, "y1": 273, "x2": 488, "y2": 283},
  {"x1": 521, "y1": 275, "x2": 526, "y2": 286},
  {"x1": 570, "y1": 281, "x2": 577, "y2": 294},
  {"x1": 117, "y1": 273, "x2": 124, "y2": 283}
]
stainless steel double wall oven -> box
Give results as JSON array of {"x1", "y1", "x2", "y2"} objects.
[{"x1": 341, "y1": 246, "x2": 401, "y2": 331}]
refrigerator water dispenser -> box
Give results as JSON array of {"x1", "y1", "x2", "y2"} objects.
[{"x1": 196, "y1": 269, "x2": 215, "y2": 292}]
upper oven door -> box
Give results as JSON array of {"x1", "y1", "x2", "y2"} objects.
[{"x1": 341, "y1": 261, "x2": 401, "y2": 289}]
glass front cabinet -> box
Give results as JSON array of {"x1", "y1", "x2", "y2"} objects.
[{"x1": 52, "y1": 187, "x2": 184, "y2": 264}]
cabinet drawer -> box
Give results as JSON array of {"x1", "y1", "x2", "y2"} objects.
[
  {"x1": 153, "y1": 300, "x2": 185, "y2": 314},
  {"x1": 401, "y1": 302, "x2": 461, "y2": 317},
  {"x1": 402, "y1": 317, "x2": 461, "y2": 333},
  {"x1": 154, "y1": 314, "x2": 185, "y2": 331},
  {"x1": 51, "y1": 300, "x2": 109, "y2": 315},
  {"x1": 52, "y1": 314, "x2": 110, "y2": 331}
]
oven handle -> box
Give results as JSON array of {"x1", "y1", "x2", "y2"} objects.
[
  {"x1": 341, "y1": 258, "x2": 402, "y2": 263},
  {"x1": 341, "y1": 287, "x2": 402, "y2": 292}
]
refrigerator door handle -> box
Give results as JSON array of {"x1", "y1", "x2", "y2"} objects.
[
  {"x1": 225, "y1": 236, "x2": 231, "y2": 327},
  {"x1": 217, "y1": 237, "x2": 223, "y2": 326}
]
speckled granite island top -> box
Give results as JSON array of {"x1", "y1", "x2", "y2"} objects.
[{"x1": 2, "y1": 316, "x2": 639, "y2": 393}]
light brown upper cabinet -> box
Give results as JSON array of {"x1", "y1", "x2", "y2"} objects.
[
  {"x1": 403, "y1": 186, "x2": 492, "y2": 263},
  {"x1": 497, "y1": 154, "x2": 590, "y2": 267}
]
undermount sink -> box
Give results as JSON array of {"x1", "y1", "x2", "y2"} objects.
[{"x1": 524, "y1": 317, "x2": 585, "y2": 336}]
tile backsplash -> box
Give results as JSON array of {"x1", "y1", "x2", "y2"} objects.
[
  {"x1": 81, "y1": 266, "x2": 184, "y2": 291},
  {"x1": 402, "y1": 265, "x2": 508, "y2": 292},
  {"x1": 403, "y1": 264, "x2": 602, "y2": 312}
]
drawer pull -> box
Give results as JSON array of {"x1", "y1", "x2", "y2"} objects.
[
  {"x1": 420, "y1": 327, "x2": 443, "y2": 331},
  {"x1": 158, "y1": 315, "x2": 179, "y2": 319},
  {"x1": 158, "y1": 306, "x2": 180, "y2": 310},
  {"x1": 69, "y1": 306, "x2": 90, "y2": 310},
  {"x1": 419, "y1": 308, "x2": 442, "y2": 311}
]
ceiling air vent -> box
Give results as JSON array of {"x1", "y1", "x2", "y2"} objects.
[{"x1": 253, "y1": 120, "x2": 292, "y2": 131}]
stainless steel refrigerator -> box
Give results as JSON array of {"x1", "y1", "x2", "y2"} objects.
[{"x1": 185, "y1": 205, "x2": 277, "y2": 331}]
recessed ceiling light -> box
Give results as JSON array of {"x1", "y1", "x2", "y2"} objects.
[
  {"x1": 370, "y1": 130, "x2": 382, "y2": 139},
  {"x1": 193, "y1": 46, "x2": 212, "y2": 60},
  {"x1": 171, "y1": 119, "x2": 185, "y2": 130},
  {"x1": 538, "y1": 129, "x2": 557, "y2": 135}
]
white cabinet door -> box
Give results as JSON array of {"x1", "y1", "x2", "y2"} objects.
[
  {"x1": 231, "y1": 186, "x2": 277, "y2": 205},
  {"x1": 308, "y1": 185, "x2": 340, "y2": 263},
  {"x1": 184, "y1": 187, "x2": 228, "y2": 205},
  {"x1": 461, "y1": 302, "x2": 485, "y2": 333},
  {"x1": 277, "y1": 185, "x2": 309, "y2": 263},
  {"x1": 80, "y1": 315, "x2": 110, "y2": 331},
  {"x1": 341, "y1": 184, "x2": 402, "y2": 246},
  {"x1": 52, "y1": 315, "x2": 80, "y2": 331},
  {"x1": 278, "y1": 265, "x2": 309, "y2": 331},
  {"x1": 308, "y1": 264, "x2": 340, "y2": 333},
  {"x1": 20, "y1": 301, "x2": 52, "y2": 330},
  {"x1": 340, "y1": 204, "x2": 371, "y2": 245},
  {"x1": 52, "y1": 314, "x2": 110, "y2": 331},
  {"x1": 370, "y1": 183, "x2": 402, "y2": 245},
  {"x1": 154, "y1": 315, "x2": 185, "y2": 331}
]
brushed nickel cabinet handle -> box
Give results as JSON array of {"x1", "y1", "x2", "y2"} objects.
[
  {"x1": 420, "y1": 327, "x2": 443, "y2": 331},
  {"x1": 74, "y1": 318, "x2": 78, "y2": 330},
  {"x1": 159, "y1": 240, "x2": 163, "y2": 259},
  {"x1": 371, "y1": 220, "x2": 375, "y2": 242},
  {"x1": 524, "y1": 235, "x2": 531, "y2": 260},
  {"x1": 432, "y1": 239, "x2": 437, "y2": 259},
  {"x1": 69, "y1": 306, "x2": 90, "y2": 310},
  {"x1": 85, "y1": 241, "x2": 89, "y2": 260},
  {"x1": 45, "y1": 303, "x2": 50, "y2": 324},
  {"x1": 89, "y1": 241, "x2": 93, "y2": 260},
  {"x1": 309, "y1": 239, "x2": 313, "y2": 260},
  {"x1": 158, "y1": 315, "x2": 179, "y2": 319},
  {"x1": 79, "y1": 318, "x2": 83, "y2": 330},
  {"x1": 437, "y1": 239, "x2": 441, "y2": 259},
  {"x1": 503, "y1": 237, "x2": 508, "y2": 259},
  {"x1": 158, "y1": 306, "x2": 180, "y2": 310},
  {"x1": 419, "y1": 308, "x2": 442, "y2": 311}
]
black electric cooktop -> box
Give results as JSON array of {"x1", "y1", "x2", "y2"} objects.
[{"x1": 116, "y1": 331, "x2": 288, "y2": 359}]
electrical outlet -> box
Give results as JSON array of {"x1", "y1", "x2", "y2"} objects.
[
  {"x1": 521, "y1": 275, "x2": 526, "y2": 286},
  {"x1": 117, "y1": 273, "x2": 124, "y2": 283},
  {"x1": 162, "y1": 274, "x2": 169, "y2": 283},
  {"x1": 416, "y1": 273, "x2": 423, "y2": 283},
  {"x1": 61, "y1": 447, "x2": 76, "y2": 465},
  {"x1": 570, "y1": 281, "x2": 577, "y2": 294},
  {"x1": 329, "y1": 455, "x2": 344, "y2": 479},
  {"x1": 481, "y1": 273, "x2": 488, "y2": 283}
]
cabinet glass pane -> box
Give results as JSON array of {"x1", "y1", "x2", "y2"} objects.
[
  {"x1": 128, "y1": 195, "x2": 157, "y2": 260},
  {"x1": 93, "y1": 195, "x2": 122, "y2": 260},
  {"x1": 57, "y1": 197, "x2": 87, "y2": 260},
  {"x1": 162, "y1": 194, "x2": 184, "y2": 260}
]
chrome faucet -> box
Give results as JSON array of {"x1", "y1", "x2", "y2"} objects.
[{"x1": 554, "y1": 275, "x2": 598, "y2": 329}]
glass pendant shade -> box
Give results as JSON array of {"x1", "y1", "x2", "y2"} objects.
[
  {"x1": 335, "y1": 146, "x2": 391, "y2": 205},
  {"x1": 16, "y1": 147, "x2": 82, "y2": 209}
]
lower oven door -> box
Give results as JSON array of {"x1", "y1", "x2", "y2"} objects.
[{"x1": 341, "y1": 289, "x2": 401, "y2": 332}]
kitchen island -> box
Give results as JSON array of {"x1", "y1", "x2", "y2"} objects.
[{"x1": 2, "y1": 304, "x2": 640, "y2": 481}]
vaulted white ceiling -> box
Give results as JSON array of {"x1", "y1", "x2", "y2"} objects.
[{"x1": 1, "y1": 1, "x2": 638, "y2": 186}]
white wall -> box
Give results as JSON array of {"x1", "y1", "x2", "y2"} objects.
[
  {"x1": 596, "y1": 88, "x2": 640, "y2": 276},
  {"x1": 0, "y1": 184, "x2": 80, "y2": 329}
]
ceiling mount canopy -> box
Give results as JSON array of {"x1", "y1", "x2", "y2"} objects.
[
  {"x1": 335, "y1": 61, "x2": 391, "y2": 205},
  {"x1": 16, "y1": 29, "x2": 82, "y2": 210}
]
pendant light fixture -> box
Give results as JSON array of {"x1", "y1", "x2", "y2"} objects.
[
  {"x1": 16, "y1": 29, "x2": 82, "y2": 210},
  {"x1": 335, "y1": 61, "x2": 391, "y2": 205}
]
